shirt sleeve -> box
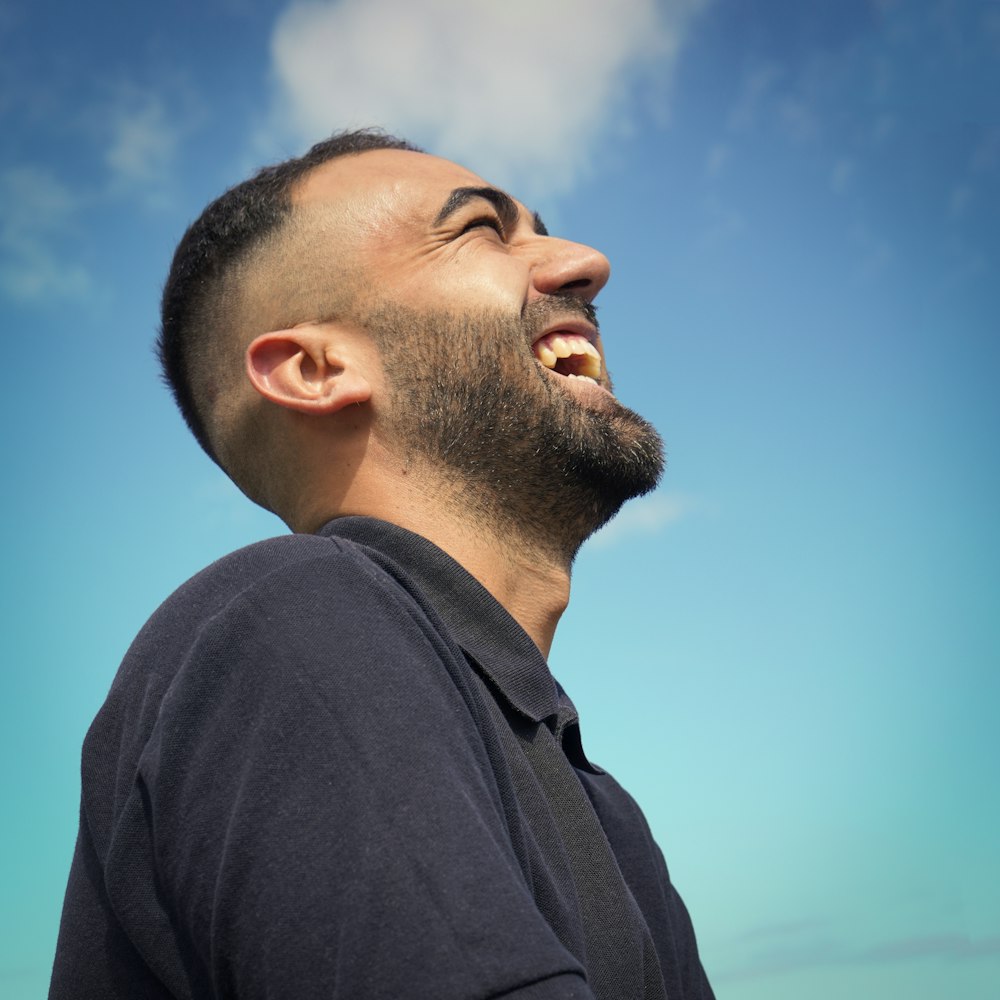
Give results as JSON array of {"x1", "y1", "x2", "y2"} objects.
[{"x1": 77, "y1": 552, "x2": 593, "y2": 1000}]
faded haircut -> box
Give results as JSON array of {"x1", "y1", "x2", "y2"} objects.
[{"x1": 156, "y1": 128, "x2": 422, "y2": 465}]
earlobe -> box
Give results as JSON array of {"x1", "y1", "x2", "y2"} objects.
[{"x1": 245, "y1": 329, "x2": 372, "y2": 414}]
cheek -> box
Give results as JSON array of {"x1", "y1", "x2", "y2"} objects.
[
  {"x1": 449, "y1": 270, "x2": 526, "y2": 307},
  {"x1": 390, "y1": 259, "x2": 530, "y2": 313}
]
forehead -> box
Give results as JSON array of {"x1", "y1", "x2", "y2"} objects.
[{"x1": 292, "y1": 148, "x2": 496, "y2": 225}]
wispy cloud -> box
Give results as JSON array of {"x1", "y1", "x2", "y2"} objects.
[
  {"x1": 264, "y1": 0, "x2": 709, "y2": 196},
  {"x1": 0, "y1": 168, "x2": 92, "y2": 303},
  {"x1": 736, "y1": 917, "x2": 830, "y2": 942},
  {"x1": 695, "y1": 194, "x2": 746, "y2": 251},
  {"x1": 588, "y1": 492, "x2": 692, "y2": 549},
  {"x1": 970, "y1": 127, "x2": 999, "y2": 173},
  {"x1": 830, "y1": 156, "x2": 856, "y2": 194},
  {"x1": 716, "y1": 921, "x2": 1000, "y2": 984},
  {"x1": 848, "y1": 221, "x2": 894, "y2": 281},
  {"x1": 860, "y1": 933, "x2": 1000, "y2": 962},
  {"x1": 705, "y1": 142, "x2": 730, "y2": 179},
  {"x1": 947, "y1": 183, "x2": 972, "y2": 218},
  {"x1": 105, "y1": 89, "x2": 179, "y2": 186},
  {"x1": 727, "y1": 63, "x2": 783, "y2": 133},
  {"x1": 93, "y1": 82, "x2": 197, "y2": 212}
]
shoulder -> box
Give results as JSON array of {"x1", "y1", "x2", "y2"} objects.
[
  {"x1": 95, "y1": 528, "x2": 469, "y2": 775},
  {"x1": 114, "y1": 530, "x2": 446, "y2": 707},
  {"x1": 145, "y1": 531, "x2": 405, "y2": 640},
  {"x1": 89, "y1": 525, "x2": 479, "y2": 798},
  {"x1": 175, "y1": 530, "x2": 386, "y2": 603}
]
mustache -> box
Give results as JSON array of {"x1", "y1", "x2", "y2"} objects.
[{"x1": 521, "y1": 295, "x2": 599, "y2": 334}]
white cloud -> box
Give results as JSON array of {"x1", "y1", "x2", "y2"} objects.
[
  {"x1": 0, "y1": 168, "x2": 92, "y2": 303},
  {"x1": 266, "y1": 0, "x2": 708, "y2": 195},
  {"x1": 588, "y1": 491, "x2": 691, "y2": 549}
]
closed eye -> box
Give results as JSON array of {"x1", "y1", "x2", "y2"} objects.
[{"x1": 460, "y1": 215, "x2": 505, "y2": 238}]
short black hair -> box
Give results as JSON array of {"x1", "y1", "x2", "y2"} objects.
[{"x1": 157, "y1": 128, "x2": 422, "y2": 462}]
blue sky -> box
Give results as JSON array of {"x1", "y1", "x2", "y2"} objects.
[{"x1": 2, "y1": 0, "x2": 998, "y2": 997}]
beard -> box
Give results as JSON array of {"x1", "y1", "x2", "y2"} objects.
[{"x1": 366, "y1": 298, "x2": 664, "y2": 562}]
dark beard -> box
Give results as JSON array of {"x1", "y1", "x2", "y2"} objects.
[{"x1": 368, "y1": 299, "x2": 664, "y2": 562}]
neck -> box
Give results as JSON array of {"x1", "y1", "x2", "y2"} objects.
[
  {"x1": 300, "y1": 464, "x2": 574, "y2": 658},
  {"x1": 404, "y1": 509, "x2": 572, "y2": 660}
]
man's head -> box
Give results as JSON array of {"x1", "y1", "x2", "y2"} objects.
[
  {"x1": 158, "y1": 128, "x2": 421, "y2": 476},
  {"x1": 158, "y1": 129, "x2": 663, "y2": 554}
]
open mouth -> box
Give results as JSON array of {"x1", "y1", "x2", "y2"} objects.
[{"x1": 532, "y1": 331, "x2": 602, "y2": 383}]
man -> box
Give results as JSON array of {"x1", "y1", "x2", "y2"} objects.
[{"x1": 51, "y1": 129, "x2": 714, "y2": 999}]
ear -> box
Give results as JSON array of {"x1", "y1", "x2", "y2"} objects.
[{"x1": 245, "y1": 327, "x2": 372, "y2": 414}]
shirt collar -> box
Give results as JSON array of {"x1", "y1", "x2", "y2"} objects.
[{"x1": 317, "y1": 516, "x2": 560, "y2": 724}]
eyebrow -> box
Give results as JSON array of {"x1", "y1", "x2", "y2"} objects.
[{"x1": 434, "y1": 186, "x2": 548, "y2": 236}]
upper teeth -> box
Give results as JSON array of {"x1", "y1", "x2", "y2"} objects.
[{"x1": 534, "y1": 331, "x2": 602, "y2": 379}]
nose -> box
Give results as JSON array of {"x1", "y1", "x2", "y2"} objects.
[{"x1": 530, "y1": 237, "x2": 611, "y2": 302}]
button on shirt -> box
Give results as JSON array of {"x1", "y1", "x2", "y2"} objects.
[{"x1": 51, "y1": 517, "x2": 714, "y2": 1000}]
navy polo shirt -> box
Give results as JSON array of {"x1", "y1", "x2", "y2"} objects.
[{"x1": 51, "y1": 517, "x2": 714, "y2": 999}]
